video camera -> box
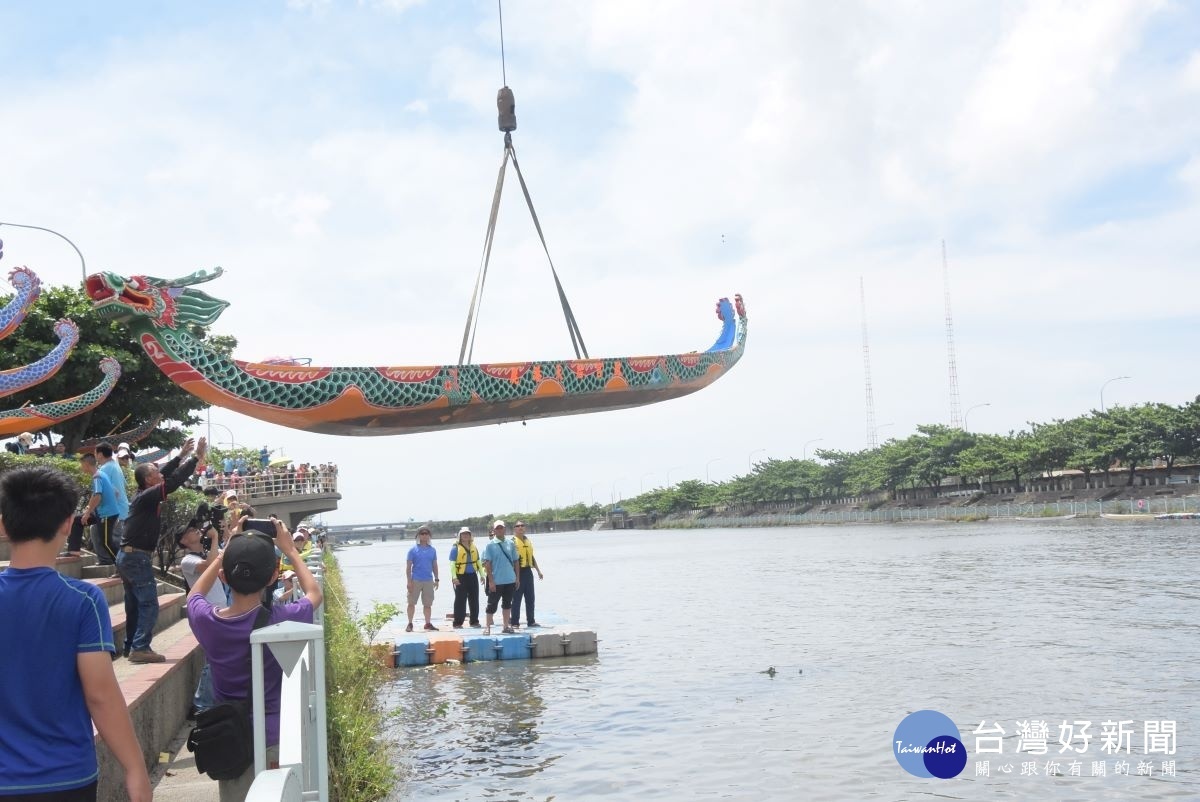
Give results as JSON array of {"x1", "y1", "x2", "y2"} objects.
[{"x1": 189, "y1": 501, "x2": 230, "y2": 551}]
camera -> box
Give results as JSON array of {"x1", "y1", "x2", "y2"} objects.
[{"x1": 189, "y1": 502, "x2": 230, "y2": 551}]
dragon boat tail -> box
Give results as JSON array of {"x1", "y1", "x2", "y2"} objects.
[
  {"x1": 0, "y1": 357, "x2": 122, "y2": 437},
  {"x1": 88, "y1": 269, "x2": 747, "y2": 437}
]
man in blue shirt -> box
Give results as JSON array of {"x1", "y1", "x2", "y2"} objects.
[
  {"x1": 93, "y1": 443, "x2": 129, "y2": 565},
  {"x1": 405, "y1": 525, "x2": 440, "y2": 632},
  {"x1": 482, "y1": 520, "x2": 521, "y2": 635},
  {"x1": 0, "y1": 464, "x2": 152, "y2": 802},
  {"x1": 79, "y1": 454, "x2": 120, "y2": 566}
]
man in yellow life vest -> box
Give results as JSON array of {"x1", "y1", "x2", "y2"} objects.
[
  {"x1": 510, "y1": 521, "x2": 543, "y2": 628},
  {"x1": 449, "y1": 527, "x2": 482, "y2": 628}
]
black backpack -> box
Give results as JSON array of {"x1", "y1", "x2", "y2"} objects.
[{"x1": 186, "y1": 605, "x2": 271, "y2": 780}]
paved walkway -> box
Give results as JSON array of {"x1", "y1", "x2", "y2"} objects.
[{"x1": 149, "y1": 720, "x2": 218, "y2": 801}]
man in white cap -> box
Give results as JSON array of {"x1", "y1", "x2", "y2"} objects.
[
  {"x1": 482, "y1": 520, "x2": 520, "y2": 635},
  {"x1": 449, "y1": 526, "x2": 482, "y2": 628}
]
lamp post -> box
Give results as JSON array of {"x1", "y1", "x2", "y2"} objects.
[
  {"x1": 1100, "y1": 376, "x2": 1130, "y2": 413},
  {"x1": 748, "y1": 448, "x2": 766, "y2": 471},
  {"x1": 610, "y1": 478, "x2": 624, "y2": 509},
  {"x1": 640, "y1": 472, "x2": 655, "y2": 494},
  {"x1": 705, "y1": 458, "x2": 722, "y2": 483},
  {"x1": 666, "y1": 465, "x2": 685, "y2": 487},
  {"x1": 802, "y1": 438, "x2": 823, "y2": 460},
  {"x1": 208, "y1": 422, "x2": 239, "y2": 450},
  {"x1": 0, "y1": 221, "x2": 87, "y2": 283},
  {"x1": 964, "y1": 403, "x2": 991, "y2": 433},
  {"x1": 873, "y1": 423, "x2": 894, "y2": 444}
]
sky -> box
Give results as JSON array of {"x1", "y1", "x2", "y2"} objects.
[{"x1": 2, "y1": 0, "x2": 1199, "y2": 524}]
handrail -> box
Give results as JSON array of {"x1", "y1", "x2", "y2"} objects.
[
  {"x1": 246, "y1": 549, "x2": 328, "y2": 801},
  {"x1": 200, "y1": 474, "x2": 339, "y2": 498}
]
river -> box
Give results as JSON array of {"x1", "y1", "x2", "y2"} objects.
[{"x1": 335, "y1": 519, "x2": 1199, "y2": 800}]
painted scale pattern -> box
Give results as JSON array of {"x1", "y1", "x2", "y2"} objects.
[
  {"x1": 88, "y1": 268, "x2": 746, "y2": 435},
  {"x1": 0, "y1": 319, "x2": 80, "y2": 398},
  {"x1": 0, "y1": 356, "x2": 122, "y2": 437},
  {"x1": 0, "y1": 266, "x2": 42, "y2": 340}
]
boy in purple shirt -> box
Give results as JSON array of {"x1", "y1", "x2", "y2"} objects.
[{"x1": 187, "y1": 517, "x2": 322, "y2": 801}]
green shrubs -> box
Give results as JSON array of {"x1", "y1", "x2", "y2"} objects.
[{"x1": 323, "y1": 554, "x2": 397, "y2": 802}]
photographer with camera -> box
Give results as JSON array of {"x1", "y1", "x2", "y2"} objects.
[
  {"x1": 187, "y1": 515, "x2": 322, "y2": 799},
  {"x1": 117, "y1": 436, "x2": 206, "y2": 663},
  {"x1": 176, "y1": 498, "x2": 232, "y2": 714}
]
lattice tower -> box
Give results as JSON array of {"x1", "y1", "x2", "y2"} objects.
[
  {"x1": 860, "y1": 276, "x2": 879, "y2": 449},
  {"x1": 943, "y1": 240, "x2": 963, "y2": 429}
]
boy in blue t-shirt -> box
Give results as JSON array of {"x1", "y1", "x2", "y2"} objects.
[{"x1": 0, "y1": 465, "x2": 151, "y2": 802}]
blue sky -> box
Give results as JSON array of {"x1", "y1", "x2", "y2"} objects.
[{"x1": 3, "y1": 1, "x2": 1199, "y2": 521}]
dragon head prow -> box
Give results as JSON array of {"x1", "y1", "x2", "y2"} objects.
[{"x1": 87, "y1": 267, "x2": 228, "y2": 328}]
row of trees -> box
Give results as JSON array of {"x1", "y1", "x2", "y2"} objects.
[{"x1": 488, "y1": 400, "x2": 1200, "y2": 520}]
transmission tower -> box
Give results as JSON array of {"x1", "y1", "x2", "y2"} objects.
[
  {"x1": 942, "y1": 240, "x2": 963, "y2": 429},
  {"x1": 860, "y1": 277, "x2": 879, "y2": 449}
]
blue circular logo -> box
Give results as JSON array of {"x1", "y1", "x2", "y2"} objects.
[{"x1": 893, "y1": 710, "x2": 967, "y2": 778}]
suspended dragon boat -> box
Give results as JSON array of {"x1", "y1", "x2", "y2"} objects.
[
  {"x1": 87, "y1": 269, "x2": 747, "y2": 437},
  {"x1": 0, "y1": 356, "x2": 122, "y2": 437}
]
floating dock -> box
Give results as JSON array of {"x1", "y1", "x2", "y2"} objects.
[{"x1": 387, "y1": 623, "x2": 597, "y2": 667}]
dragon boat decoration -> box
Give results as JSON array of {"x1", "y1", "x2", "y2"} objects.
[
  {"x1": 0, "y1": 357, "x2": 122, "y2": 437},
  {"x1": 0, "y1": 266, "x2": 123, "y2": 436},
  {"x1": 0, "y1": 266, "x2": 42, "y2": 340},
  {"x1": 87, "y1": 268, "x2": 747, "y2": 436},
  {"x1": 26, "y1": 414, "x2": 164, "y2": 456}
]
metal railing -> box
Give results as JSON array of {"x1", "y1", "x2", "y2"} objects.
[
  {"x1": 246, "y1": 550, "x2": 328, "y2": 801},
  {"x1": 200, "y1": 474, "x2": 339, "y2": 498}
]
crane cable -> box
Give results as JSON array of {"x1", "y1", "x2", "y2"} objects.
[{"x1": 458, "y1": 1, "x2": 589, "y2": 366}]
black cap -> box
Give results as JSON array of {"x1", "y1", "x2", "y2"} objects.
[{"x1": 222, "y1": 533, "x2": 277, "y2": 594}]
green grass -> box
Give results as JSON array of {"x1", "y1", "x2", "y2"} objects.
[{"x1": 323, "y1": 554, "x2": 398, "y2": 802}]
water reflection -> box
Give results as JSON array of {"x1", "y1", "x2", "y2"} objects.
[
  {"x1": 382, "y1": 656, "x2": 598, "y2": 799},
  {"x1": 337, "y1": 522, "x2": 1199, "y2": 801}
]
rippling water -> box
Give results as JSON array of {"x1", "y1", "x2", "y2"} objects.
[{"x1": 335, "y1": 519, "x2": 1199, "y2": 800}]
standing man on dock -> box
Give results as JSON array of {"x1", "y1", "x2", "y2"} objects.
[
  {"x1": 449, "y1": 526, "x2": 482, "y2": 628},
  {"x1": 406, "y1": 525, "x2": 440, "y2": 632},
  {"x1": 482, "y1": 520, "x2": 520, "y2": 635},
  {"x1": 510, "y1": 521, "x2": 543, "y2": 629}
]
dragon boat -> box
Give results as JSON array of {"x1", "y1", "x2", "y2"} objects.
[
  {"x1": 88, "y1": 268, "x2": 747, "y2": 436},
  {"x1": 1, "y1": 266, "x2": 42, "y2": 340},
  {"x1": 0, "y1": 357, "x2": 122, "y2": 437}
]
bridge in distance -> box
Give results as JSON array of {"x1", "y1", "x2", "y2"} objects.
[{"x1": 323, "y1": 522, "x2": 412, "y2": 542}]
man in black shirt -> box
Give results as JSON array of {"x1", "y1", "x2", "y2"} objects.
[{"x1": 116, "y1": 436, "x2": 207, "y2": 662}]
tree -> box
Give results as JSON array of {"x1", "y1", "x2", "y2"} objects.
[{"x1": 0, "y1": 283, "x2": 235, "y2": 450}]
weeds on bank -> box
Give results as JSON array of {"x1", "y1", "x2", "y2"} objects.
[{"x1": 324, "y1": 555, "x2": 398, "y2": 802}]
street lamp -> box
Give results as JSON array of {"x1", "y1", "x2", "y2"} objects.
[
  {"x1": 874, "y1": 423, "x2": 894, "y2": 444},
  {"x1": 964, "y1": 403, "x2": 991, "y2": 433},
  {"x1": 705, "y1": 458, "x2": 722, "y2": 482},
  {"x1": 802, "y1": 438, "x2": 823, "y2": 460},
  {"x1": 666, "y1": 465, "x2": 685, "y2": 487},
  {"x1": 640, "y1": 471, "x2": 655, "y2": 494},
  {"x1": 1100, "y1": 376, "x2": 1131, "y2": 413},
  {"x1": 0, "y1": 221, "x2": 87, "y2": 283},
  {"x1": 610, "y1": 478, "x2": 625, "y2": 508},
  {"x1": 748, "y1": 448, "x2": 766, "y2": 471},
  {"x1": 208, "y1": 421, "x2": 239, "y2": 450}
]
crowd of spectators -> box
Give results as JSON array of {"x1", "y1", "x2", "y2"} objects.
[{"x1": 194, "y1": 461, "x2": 339, "y2": 497}]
